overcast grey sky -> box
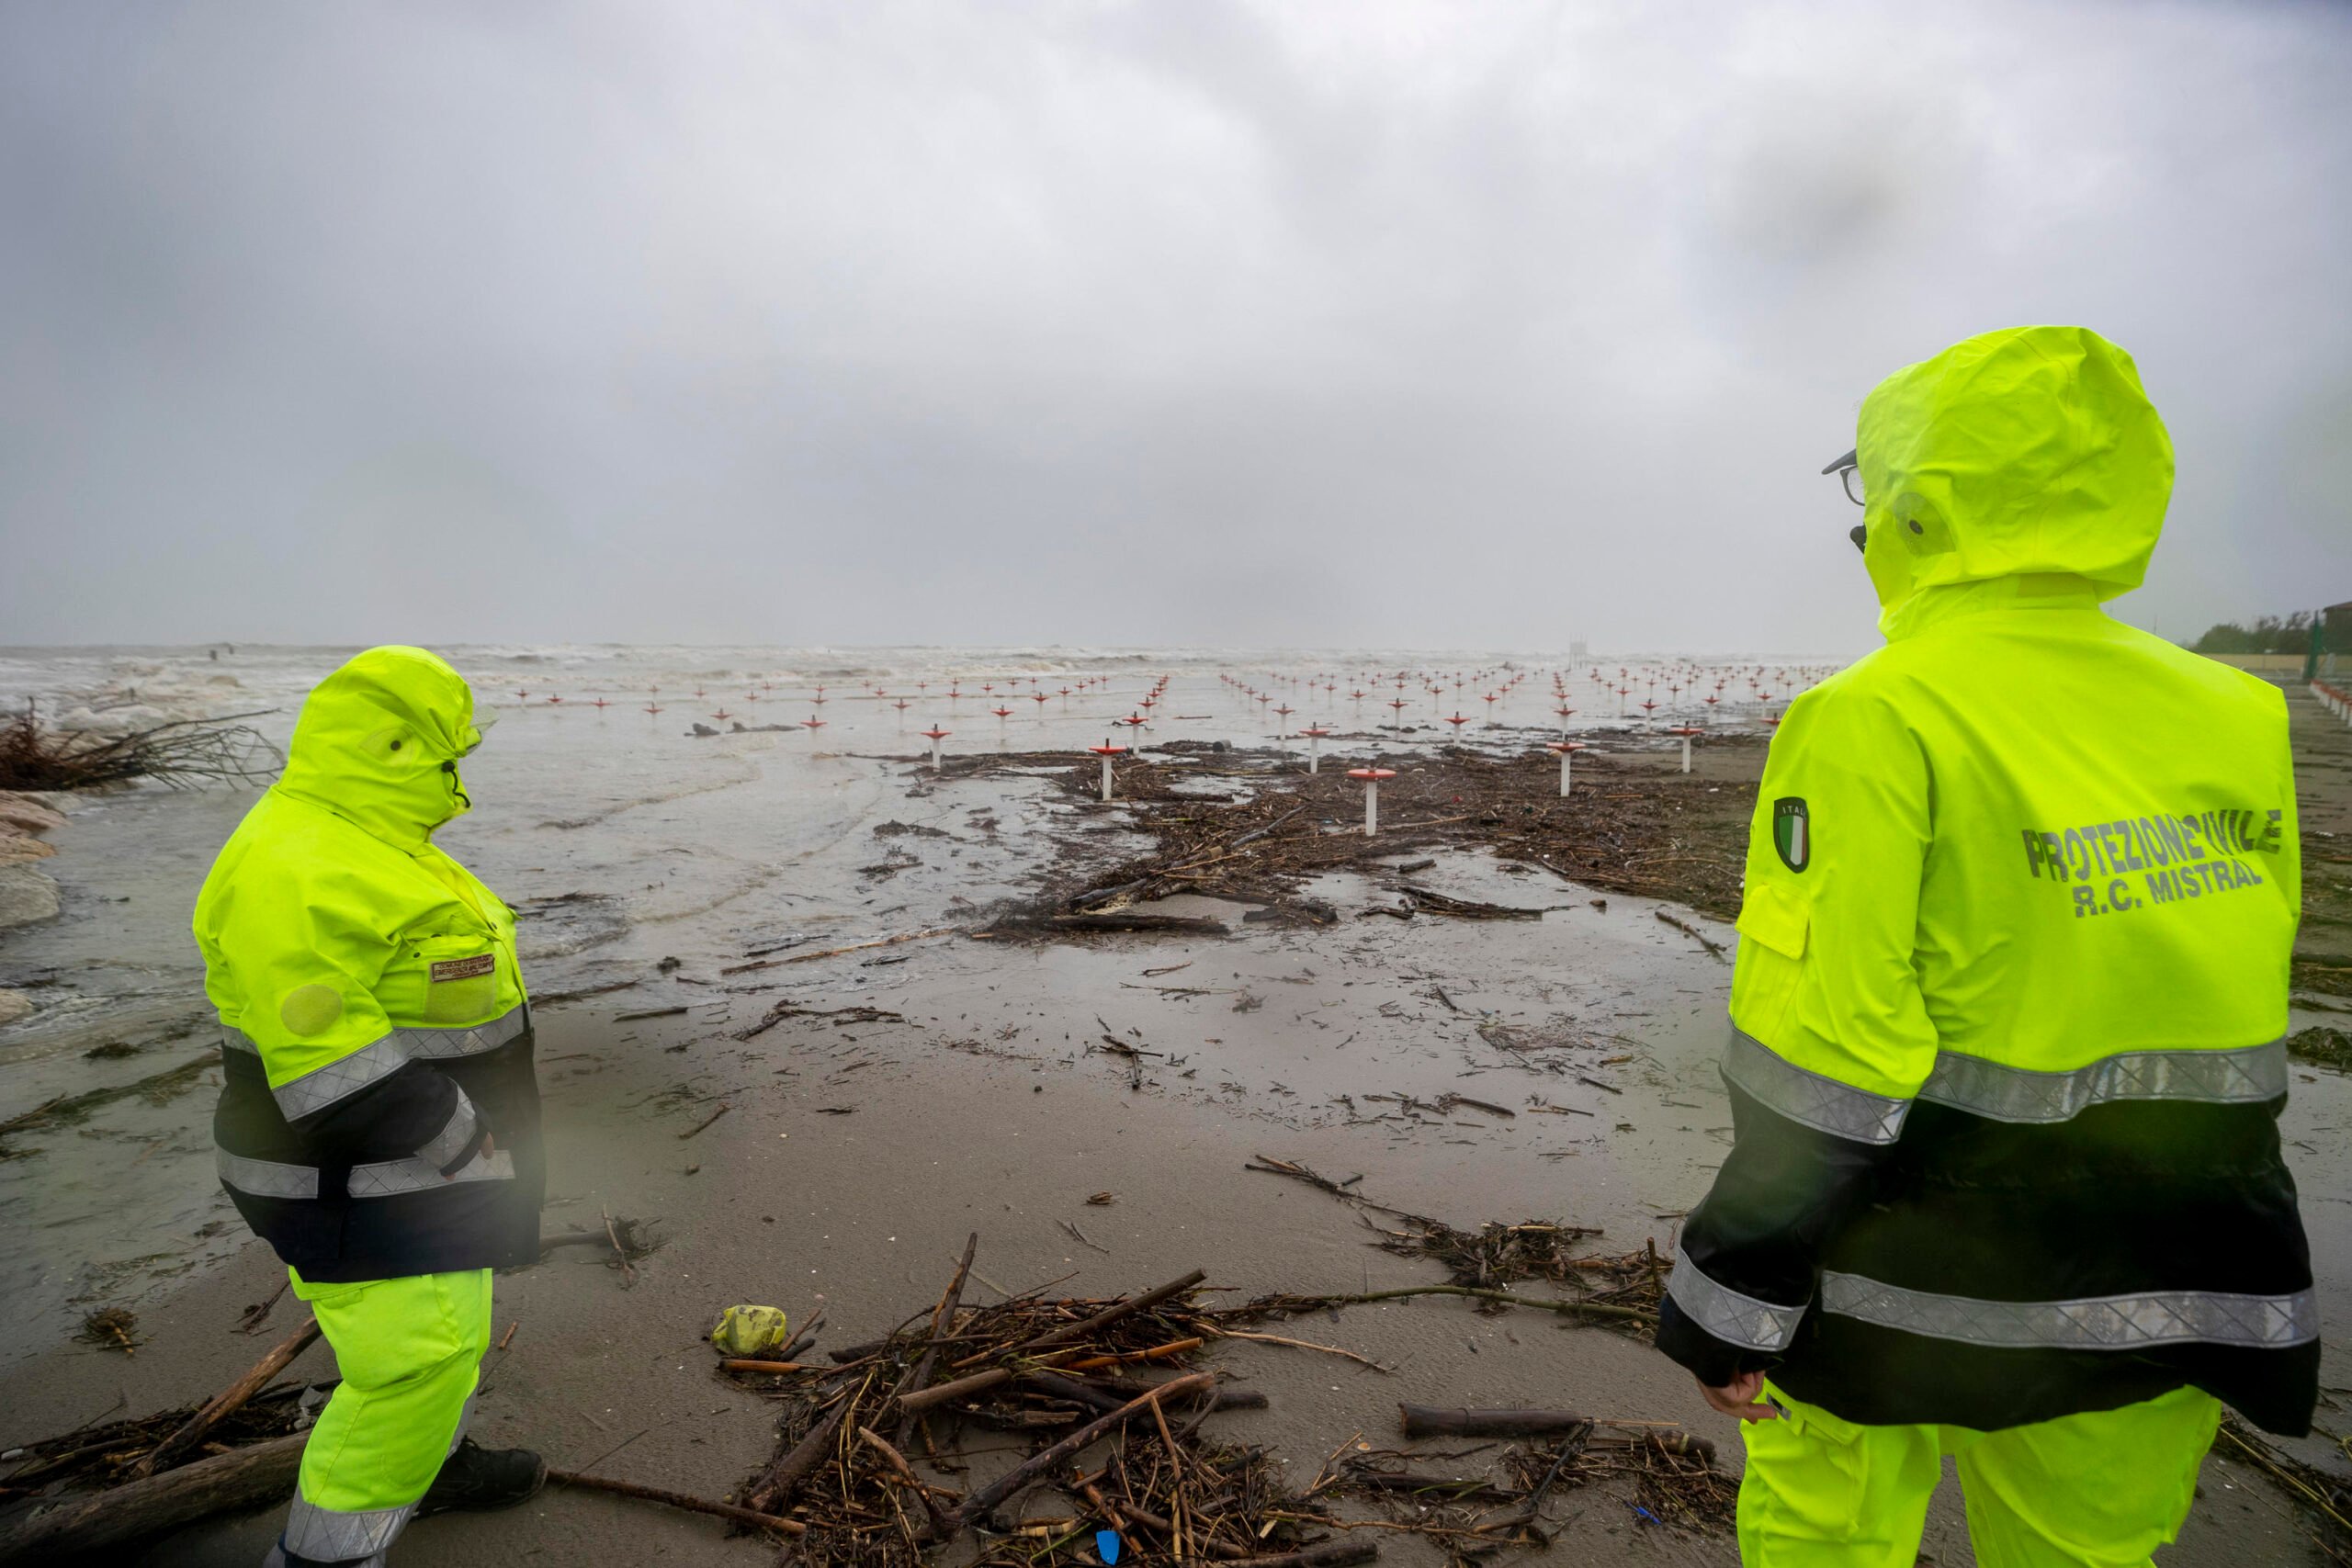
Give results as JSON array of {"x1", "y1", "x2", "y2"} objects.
[{"x1": 3, "y1": 0, "x2": 2346, "y2": 655}]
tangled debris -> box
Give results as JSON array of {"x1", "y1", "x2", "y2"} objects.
[
  {"x1": 936, "y1": 738, "x2": 1757, "y2": 933},
  {"x1": 0, "y1": 1380, "x2": 308, "y2": 1498},
  {"x1": 1322, "y1": 1407, "x2": 1735, "y2": 1541},
  {"x1": 539, "y1": 1213, "x2": 664, "y2": 1282},
  {"x1": 2216, "y1": 1416, "x2": 2352, "y2": 1564},
  {"x1": 1240, "y1": 1156, "x2": 1669, "y2": 1336},
  {"x1": 716, "y1": 1237, "x2": 1730, "y2": 1568},
  {"x1": 2288, "y1": 1026, "x2": 2352, "y2": 1071},
  {"x1": 0, "y1": 704, "x2": 281, "y2": 793},
  {"x1": 73, "y1": 1308, "x2": 142, "y2": 1358},
  {"x1": 720, "y1": 1249, "x2": 1287, "y2": 1568}
]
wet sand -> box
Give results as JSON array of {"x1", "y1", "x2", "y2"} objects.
[{"x1": 0, "y1": 658, "x2": 2345, "y2": 1565}]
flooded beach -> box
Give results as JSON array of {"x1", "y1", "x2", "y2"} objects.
[{"x1": 0, "y1": 644, "x2": 2345, "y2": 1566}]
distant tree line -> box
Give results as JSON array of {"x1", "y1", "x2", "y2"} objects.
[{"x1": 2192, "y1": 613, "x2": 2317, "y2": 655}]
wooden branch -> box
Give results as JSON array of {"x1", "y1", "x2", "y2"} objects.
[
  {"x1": 855, "y1": 1426, "x2": 955, "y2": 1537},
  {"x1": 949, "y1": 1373, "x2": 1214, "y2": 1528},
  {"x1": 893, "y1": 1231, "x2": 977, "y2": 1445},
  {"x1": 1210, "y1": 1328, "x2": 1385, "y2": 1371},
  {"x1": 895, "y1": 1365, "x2": 1013, "y2": 1416},
  {"x1": 550, "y1": 1468, "x2": 805, "y2": 1535},
  {"x1": 130, "y1": 1317, "x2": 321, "y2": 1479},
  {"x1": 602, "y1": 1207, "x2": 637, "y2": 1287},
  {"x1": 742, "y1": 1399, "x2": 849, "y2": 1516},
  {"x1": 1396, "y1": 1405, "x2": 1594, "y2": 1439},
  {"x1": 0, "y1": 1432, "x2": 306, "y2": 1561},
  {"x1": 1061, "y1": 1337, "x2": 1202, "y2": 1372}
]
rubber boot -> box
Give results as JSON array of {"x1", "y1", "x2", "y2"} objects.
[{"x1": 417, "y1": 1436, "x2": 548, "y2": 1516}]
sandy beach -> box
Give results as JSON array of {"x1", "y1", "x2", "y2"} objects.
[{"x1": 0, "y1": 649, "x2": 2346, "y2": 1566}]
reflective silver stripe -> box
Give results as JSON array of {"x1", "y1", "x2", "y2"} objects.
[
  {"x1": 1722, "y1": 1029, "x2": 1910, "y2": 1145},
  {"x1": 1919, "y1": 1041, "x2": 2289, "y2": 1123},
  {"x1": 224, "y1": 1005, "x2": 526, "y2": 1061},
  {"x1": 1666, "y1": 1252, "x2": 1808, "y2": 1353},
  {"x1": 284, "y1": 1491, "x2": 415, "y2": 1561},
  {"x1": 392, "y1": 1009, "x2": 529, "y2": 1060},
  {"x1": 271, "y1": 1033, "x2": 410, "y2": 1120},
  {"x1": 413, "y1": 1088, "x2": 480, "y2": 1171},
  {"x1": 216, "y1": 1149, "x2": 320, "y2": 1201},
  {"x1": 256, "y1": 1006, "x2": 528, "y2": 1122},
  {"x1": 277, "y1": 1366, "x2": 481, "y2": 1560},
  {"x1": 215, "y1": 1143, "x2": 513, "y2": 1200},
  {"x1": 347, "y1": 1145, "x2": 514, "y2": 1197},
  {"x1": 1725, "y1": 1030, "x2": 2290, "y2": 1143},
  {"x1": 1820, "y1": 1271, "x2": 2320, "y2": 1350}
]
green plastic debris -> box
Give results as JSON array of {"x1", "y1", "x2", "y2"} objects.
[{"x1": 710, "y1": 1303, "x2": 791, "y2": 1357}]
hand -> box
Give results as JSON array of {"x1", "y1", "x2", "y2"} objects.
[{"x1": 1698, "y1": 1371, "x2": 1780, "y2": 1422}]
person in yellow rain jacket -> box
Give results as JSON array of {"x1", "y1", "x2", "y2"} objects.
[
  {"x1": 194, "y1": 647, "x2": 547, "y2": 1567},
  {"x1": 1656, "y1": 326, "x2": 2316, "y2": 1567}
]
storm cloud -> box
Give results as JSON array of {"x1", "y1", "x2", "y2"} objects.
[{"x1": 3, "y1": 0, "x2": 2346, "y2": 654}]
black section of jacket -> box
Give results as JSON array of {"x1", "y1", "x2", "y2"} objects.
[
  {"x1": 213, "y1": 1021, "x2": 544, "y2": 1281},
  {"x1": 1657, "y1": 1079, "x2": 2318, "y2": 1436}
]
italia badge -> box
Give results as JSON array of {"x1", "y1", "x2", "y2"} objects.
[{"x1": 1772, "y1": 797, "x2": 1810, "y2": 873}]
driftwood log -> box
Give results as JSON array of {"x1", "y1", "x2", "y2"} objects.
[{"x1": 0, "y1": 1432, "x2": 305, "y2": 1563}]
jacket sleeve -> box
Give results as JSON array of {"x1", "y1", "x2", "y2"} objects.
[
  {"x1": 208, "y1": 867, "x2": 489, "y2": 1173},
  {"x1": 1656, "y1": 679, "x2": 1939, "y2": 1386}
]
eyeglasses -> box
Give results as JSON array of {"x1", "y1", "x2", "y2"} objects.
[
  {"x1": 1822, "y1": 448, "x2": 1863, "y2": 507},
  {"x1": 1825, "y1": 448, "x2": 1868, "y2": 553}
]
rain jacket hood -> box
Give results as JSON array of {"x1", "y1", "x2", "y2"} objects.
[
  {"x1": 276, "y1": 647, "x2": 483, "y2": 851},
  {"x1": 1855, "y1": 325, "x2": 2172, "y2": 638}
]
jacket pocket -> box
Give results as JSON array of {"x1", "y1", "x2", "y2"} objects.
[
  {"x1": 1732, "y1": 881, "x2": 1810, "y2": 1043},
  {"x1": 409, "y1": 934, "x2": 500, "y2": 1024},
  {"x1": 1736, "y1": 880, "x2": 1809, "y2": 960}
]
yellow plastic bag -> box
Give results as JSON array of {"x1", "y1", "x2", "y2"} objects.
[{"x1": 710, "y1": 1304, "x2": 790, "y2": 1357}]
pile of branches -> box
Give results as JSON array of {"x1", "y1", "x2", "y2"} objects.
[
  {"x1": 723, "y1": 1238, "x2": 1736, "y2": 1568},
  {"x1": 944, "y1": 738, "x2": 1756, "y2": 930},
  {"x1": 0, "y1": 1374, "x2": 311, "y2": 1499},
  {"x1": 0, "y1": 703, "x2": 281, "y2": 792},
  {"x1": 0, "y1": 1315, "x2": 330, "y2": 1560},
  {"x1": 721, "y1": 1244, "x2": 1333, "y2": 1568}
]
